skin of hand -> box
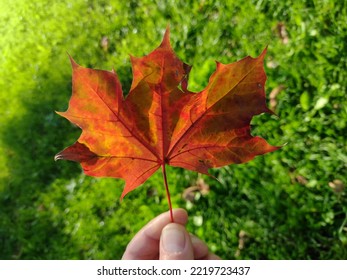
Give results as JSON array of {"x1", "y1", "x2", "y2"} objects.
[{"x1": 122, "y1": 208, "x2": 220, "y2": 260}]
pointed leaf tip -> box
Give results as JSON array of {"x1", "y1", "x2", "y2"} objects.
[
  {"x1": 259, "y1": 46, "x2": 267, "y2": 59},
  {"x1": 68, "y1": 54, "x2": 79, "y2": 69},
  {"x1": 120, "y1": 186, "x2": 131, "y2": 201},
  {"x1": 54, "y1": 153, "x2": 62, "y2": 161},
  {"x1": 161, "y1": 26, "x2": 171, "y2": 48}
]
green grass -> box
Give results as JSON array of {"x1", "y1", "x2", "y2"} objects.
[{"x1": 0, "y1": 0, "x2": 346, "y2": 259}]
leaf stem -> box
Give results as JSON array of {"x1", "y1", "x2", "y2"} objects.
[{"x1": 161, "y1": 163, "x2": 174, "y2": 223}]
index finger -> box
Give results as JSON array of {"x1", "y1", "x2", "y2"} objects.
[{"x1": 122, "y1": 208, "x2": 188, "y2": 260}]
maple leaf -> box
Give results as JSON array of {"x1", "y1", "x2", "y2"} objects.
[{"x1": 55, "y1": 28, "x2": 279, "y2": 221}]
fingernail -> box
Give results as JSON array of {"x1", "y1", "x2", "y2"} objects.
[{"x1": 162, "y1": 224, "x2": 186, "y2": 253}]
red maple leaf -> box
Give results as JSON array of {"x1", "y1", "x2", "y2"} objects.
[{"x1": 55, "y1": 28, "x2": 279, "y2": 221}]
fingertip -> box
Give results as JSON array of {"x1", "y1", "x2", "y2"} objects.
[
  {"x1": 159, "y1": 223, "x2": 194, "y2": 260},
  {"x1": 144, "y1": 208, "x2": 188, "y2": 238},
  {"x1": 190, "y1": 234, "x2": 209, "y2": 259},
  {"x1": 189, "y1": 234, "x2": 222, "y2": 260},
  {"x1": 121, "y1": 208, "x2": 189, "y2": 260},
  {"x1": 171, "y1": 208, "x2": 188, "y2": 225}
]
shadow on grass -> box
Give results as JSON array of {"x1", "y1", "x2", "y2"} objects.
[{"x1": 0, "y1": 73, "x2": 83, "y2": 259}]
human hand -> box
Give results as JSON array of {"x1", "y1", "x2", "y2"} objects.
[{"x1": 122, "y1": 208, "x2": 220, "y2": 260}]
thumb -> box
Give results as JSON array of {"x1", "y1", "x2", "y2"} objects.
[{"x1": 159, "y1": 223, "x2": 194, "y2": 260}]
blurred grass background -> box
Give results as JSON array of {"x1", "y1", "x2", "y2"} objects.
[{"x1": 0, "y1": 0, "x2": 346, "y2": 259}]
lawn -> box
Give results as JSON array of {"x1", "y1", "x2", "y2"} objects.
[{"x1": 0, "y1": 0, "x2": 346, "y2": 259}]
